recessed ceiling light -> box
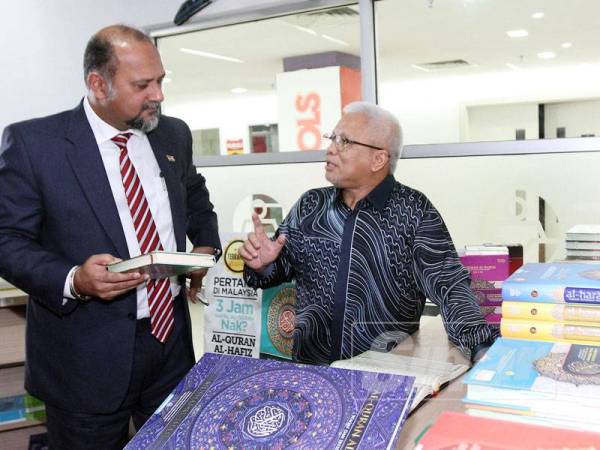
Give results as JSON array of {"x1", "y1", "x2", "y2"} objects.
[
  {"x1": 531, "y1": 12, "x2": 544, "y2": 19},
  {"x1": 231, "y1": 87, "x2": 247, "y2": 94},
  {"x1": 506, "y1": 29, "x2": 529, "y2": 38},
  {"x1": 321, "y1": 34, "x2": 349, "y2": 46},
  {"x1": 561, "y1": 42, "x2": 573, "y2": 49},
  {"x1": 294, "y1": 25, "x2": 317, "y2": 36},
  {"x1": 537, "y1": 51, "x2": 556, "y2": 59},
  {"x1": 180, "y1": 47, "x2": 244, "y2": 63}
]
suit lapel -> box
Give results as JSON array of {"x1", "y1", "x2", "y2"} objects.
[
  {"x1": 147, "y1": 129, "x2": 187, "y2": 252},
  {"x1": 64, "y1": 103, "x2": 130, "y2": 258}
]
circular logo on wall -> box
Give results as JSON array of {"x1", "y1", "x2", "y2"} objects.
[
  {"x1": 223, "y1": 239, "x2": 245, "y2": 273},
  {"x1": 232, "y1": 194, "x2": 284, "y2": 235}
]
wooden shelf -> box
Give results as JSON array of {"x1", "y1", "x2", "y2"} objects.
[
  {"x1": 0, "y1": 306, "x2": 26, "y2": 366},
  {"x1": 0, "y1": 366, "x2": 45, "y2": 433},
  {"x1": 0, "y1": 424, "x2": 46, "y2": 448}
]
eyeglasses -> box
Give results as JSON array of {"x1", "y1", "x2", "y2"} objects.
[{"x1": 323, "y1": 132, "x2": 385, "y2": 153}]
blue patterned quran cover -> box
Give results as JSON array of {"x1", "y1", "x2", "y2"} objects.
[
  {"x1": 502, "y1": 262, "x2": 600, "y2": 304},
  {"x1": 126, "y1": 353, "x2": 415, "y2": 450},
  {"x1": 260, "y1": 282, "x2": 296, "y2": 359},
  {"x1": 464, "y1": 337, "x2": 600, "y2": 410}
]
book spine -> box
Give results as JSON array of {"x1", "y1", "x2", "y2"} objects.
[
  {"x1": 501, "y1": 301, "x2": 600, "y2": 323},
  {"x1": 501, "y1": 283, "x2": 600, "y2": 304},
  {"x1": 500, "y1": 318, "x2": 600, "y2": 344}
]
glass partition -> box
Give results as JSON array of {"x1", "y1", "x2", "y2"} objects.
[
  {"x1": 156, "y1": 4, "x2": 361, "y2": 156},
  {"x1": 201, "y1": 147, "x2": 600, "y2": 264},
  {"x1": 375, "y1": 0, "x2": 600, "y2": 145}
]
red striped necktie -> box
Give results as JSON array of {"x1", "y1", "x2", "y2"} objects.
[{"x1": 111, "y1": 133, "x2": 174, "y2": 343}]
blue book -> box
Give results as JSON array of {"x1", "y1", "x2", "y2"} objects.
[
  {"x1": 126, "y1": 353, "x2": 415, "y2": 449},
  {"x1": 463, "y1": 338, "x2": 600, "y2": 424},
  {"x1": 260, "y1": 282, "x2": 296, "y2": 360},
  {"x1": 0, "y1": 395, "x2": 26, "y2": 423},
  {"x1": 501, "y1": 262, "x2": 600, "y2": 304}
]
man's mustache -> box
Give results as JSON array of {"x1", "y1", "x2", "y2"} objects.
[{"x1": 142, "y1": 101, "x2": 161, "y2": 112}]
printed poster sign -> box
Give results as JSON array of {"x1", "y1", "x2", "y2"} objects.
[{"x1": 204, "y1": 234, "x2": 261, "y2": 358}]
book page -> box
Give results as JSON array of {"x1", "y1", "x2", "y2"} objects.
[{"x1": 331, "y1": 351, "x2": 468, "y2": 410}]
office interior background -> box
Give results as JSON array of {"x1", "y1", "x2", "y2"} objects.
[
  {"x1": 3, "y1": 0, "x2": 600, "y2": 401},
  {"x1": 4, "y1": 0, "x2": 600, "y2": 346}
]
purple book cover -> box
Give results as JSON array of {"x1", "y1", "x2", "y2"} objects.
[
  {"x1": 125, "y1": 353, "x2": 415, "y2": 450},
  {"x1": 460, "y1": 254, "x2": 509, "y2": 281}
]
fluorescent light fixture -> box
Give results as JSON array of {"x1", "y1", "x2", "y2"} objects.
[
  {"x1": 537, "y1": 51, "x2": 556, "y2": 59},
  {"x1": 506, "y1": 29, "x2": 529, "y2": 38},
  {"x1": 561, "y1": 42, "x2": 573, "y2": 49},
  {"x1": 531, "y1": 12, "x2": 544, "y2": 19},
  {"x1": 506, "y1": 63, "x2": 521, "y2": 70},
  {"x1": 180, "y1": 47, "x2": 244, "y2": 63},
  {"x1": 411, "y1": 64, "x2": 430, "y2": 73},
  {"x1": 231, "y1": 87, "x2": 247, "y2": 94},
  {"x1": 321, "y1": 34, "x2": 350, "y2": 46},
  {"x1": 294, "y1": 25, "x2": 317, "y2": 36}
]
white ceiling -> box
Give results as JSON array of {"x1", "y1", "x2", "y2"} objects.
[{"x1": 158, "y1": 0, "x2": 600, "y2": 101}]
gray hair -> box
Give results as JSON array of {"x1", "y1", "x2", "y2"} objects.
[{"x1": 343, "y1": 101, "x2": 402, "y2": 174}]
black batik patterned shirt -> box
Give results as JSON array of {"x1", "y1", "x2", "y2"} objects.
[{"x1": 244, "y1": 175, "x2": 499, "y2": 365}]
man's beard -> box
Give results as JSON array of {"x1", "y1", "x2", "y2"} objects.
[{"x1": 126, "y1": 101, "x2": 161, "y2": 133}]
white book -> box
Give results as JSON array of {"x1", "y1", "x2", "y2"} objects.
[
  {"x1": 463, "y1": 245, "x2": 509, "y2": 255},
  {"x1": 107, "y1": 251, "x2": 215, "y2": 279},
  {"x1": 0, "y1": 277, "x2": 13, "y2": 290},
  {"x1": 565, "y1": 241, "x2": 600, "y2": 250},
  {"x1": 566, "y1": 224, "x2": 600, "y2": 241},
  {"x1": 331, "y1": 350, "x2": 468, "y2": 411}
]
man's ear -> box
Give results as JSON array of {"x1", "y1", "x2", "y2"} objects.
[
  {"x1": 371, "y1": 150, "x2": 389, "y2": 173},
  {"x1": 87, "y1": 72, "x2": 110, "y2": 101}
]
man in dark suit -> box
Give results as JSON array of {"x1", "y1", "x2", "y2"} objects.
[{"x1": 0, "y1": 25, "x2": 221, "y2": 449}]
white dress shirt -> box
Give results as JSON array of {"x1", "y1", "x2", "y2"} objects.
[{"x1": 63, "y1": 97, "x2": 180, "y2": 318}]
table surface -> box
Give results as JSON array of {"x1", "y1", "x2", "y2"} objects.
[{"x1": 394, "y1": 315, "x2": 470, "y2": 449}]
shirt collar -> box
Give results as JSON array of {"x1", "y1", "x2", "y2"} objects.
[
  {"x1": 364, "y1": 174, "x2": 395, "y2": 211},
  {"x1": 83, "y1": 96, "x2": 143, "y2": 147},
  {"x1": 335, "y1": 174, "x2": 396, "y2": 212}
]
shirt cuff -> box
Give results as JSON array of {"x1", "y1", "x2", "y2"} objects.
[
  {"x1": 257, "y1": 263, "x2": 275, "y2": 278},
  {"x1": 62, "y1": 266, "x2": 78, "y2": 305},
  {"x1": 470, "y1": 340, "x2": 493, "y2": 364}
]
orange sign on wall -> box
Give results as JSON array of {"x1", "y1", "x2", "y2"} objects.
[{"x1": 295, "y1": 92, "x2": 322, "y2": 151}]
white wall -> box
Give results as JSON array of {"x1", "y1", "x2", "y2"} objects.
[
  {"x1": 0, "y1": 0, "x2": 301, "y2": 132},
  {"x1": 545, "y1": 99, "x2": 600, "y2": 139},
  {"x1": 165, "y1": 93, "x2": 278, "y2": 155},
  {"x1": 378, "y1": 64, "x2": 600, "y2": 145},
  {"x1": 466, "y1": 103, "x2": 539, "y2": 142}
]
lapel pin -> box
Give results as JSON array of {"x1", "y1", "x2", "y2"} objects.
[{"x1": 166, "y1": 154, "x2": 176, "y2": 162}]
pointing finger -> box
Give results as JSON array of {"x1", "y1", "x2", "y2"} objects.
[{"x1": 252, "y1": 213, "x2": 266, "y2": 239}]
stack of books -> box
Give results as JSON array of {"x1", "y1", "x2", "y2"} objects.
[
  {"x1": 459, "y1": 245, "x2": 509, "y2": 326},
  {"x1": 500, "y1": 262, "x2": 600, "y2": 344},
  {"x1": 566, "y1": 224, "x2": 600, "y2": 261},
  {"x1": 463, "y1": 337, "x2": 600, "y2": 431},
  {"x1": 0, "y1": 393, "x2": 45, "y2": 427},
  {"x1": 415, "y1": 411, "x2": 600, "y2": 448}
]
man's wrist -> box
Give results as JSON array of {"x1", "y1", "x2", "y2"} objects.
[{"x1": 69, "y1": 266, "x2": 91, "y2": 303}]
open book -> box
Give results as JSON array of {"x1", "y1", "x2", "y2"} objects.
[
  {"x1": 331, "y1": 350, "x2": 468, "y2": 412},
  {"x1": 107, "y1": 251, "x2": 215, "y2": 279}
]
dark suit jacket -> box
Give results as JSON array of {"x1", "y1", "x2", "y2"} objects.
[{"x1": 0, "y1": 102, "x2": 221, "y2": 413}]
